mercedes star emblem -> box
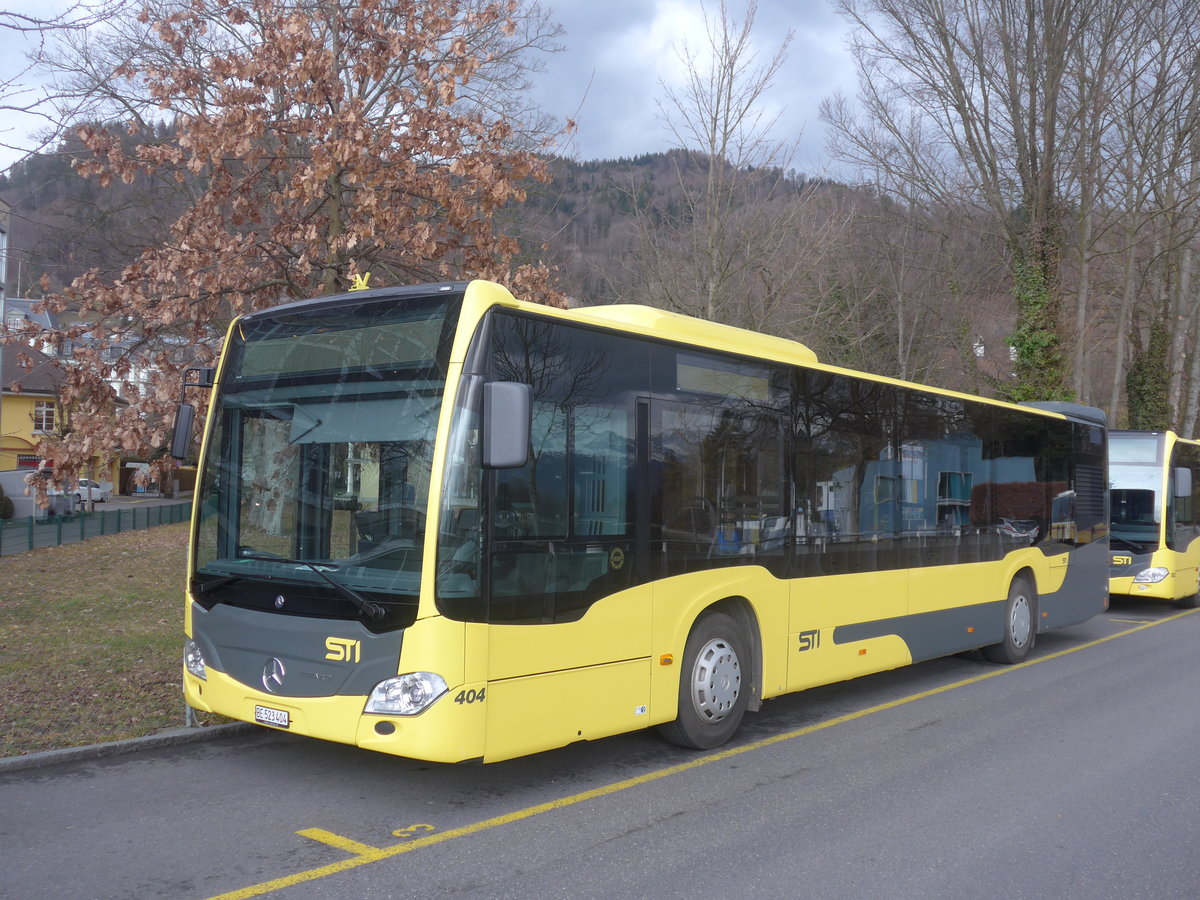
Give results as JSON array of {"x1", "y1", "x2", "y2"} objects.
[{"x1": 262, "y1": 657, "x2": 286, "y2": 693}]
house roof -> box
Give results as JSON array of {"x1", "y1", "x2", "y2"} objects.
[
  {"x1": 3, "y1": 297, "x2": 59, "y2": 331},
  {"x1": 2, "y1": 342, "x2": 63, "y2": 396}
]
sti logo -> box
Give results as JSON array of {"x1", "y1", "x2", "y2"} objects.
[
  {"x1": 325, "y1": 637, "x2": 361, "y2": 663},
  {"x1": 1112, "y1": 555, "x2": 1133, "y2": 566}
]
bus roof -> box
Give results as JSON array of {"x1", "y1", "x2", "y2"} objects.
[
  {"x1": 568, "y1": 304, "x2": 819, "y2": 366},
  {"x1": 233, "y1": 279, "x2": 1102, "y2": 426}
]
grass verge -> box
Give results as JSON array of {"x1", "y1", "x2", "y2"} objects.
[{"x1": 0, "y1": 522, "x2": 223, "y2": 758}]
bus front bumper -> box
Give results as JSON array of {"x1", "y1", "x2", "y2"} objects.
[
  {"x1": 184, "y1": 668, "x2": 486, "y2": 763},
  {"x1": 1109, "y1": 574, "x2": 1183, "y2": 601}
]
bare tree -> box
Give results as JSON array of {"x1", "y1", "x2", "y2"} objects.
[
  {"x1": 0, "y1": 3, "x2": 126, "y2": 163},
  {"x1": 824, "y1": 0, "x2": 1200, "y2": 425},
  {"x1": 824, "y1": 0, "x2": 1108, "y2": 401},
  {"x1": 619, "y1": 0, "x2": 840, "y2": 336},
  {"x1": 1098, "y1": 3, "x2": 1200, "y2": 428}
]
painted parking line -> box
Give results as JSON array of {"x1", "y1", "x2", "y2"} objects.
[
  {"x1": 208, "y1": 607, "x2": 1200, "y2": 900},
  {"x1": 296, "y1": 828, "x2": 379, "y2": 856}
]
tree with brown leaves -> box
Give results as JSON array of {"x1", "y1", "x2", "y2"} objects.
[{"x1": 31, "y1": 0, "x2": 564, "y2": 484}]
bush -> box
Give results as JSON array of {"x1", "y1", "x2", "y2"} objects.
[{"x1": 0, "y1": 485, "x2": 13, "y2": 519}]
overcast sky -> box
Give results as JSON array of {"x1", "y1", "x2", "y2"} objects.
[
  {"x1": 0, "y1": 1, "x2": 858, "y2": 174},
  {"x1": 533, "y1": 0, "x2": 857, "y2": 175}
]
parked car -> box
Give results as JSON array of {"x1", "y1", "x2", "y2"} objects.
[
  {"x1": 74, "y1": 479, "x2": 111, "y2": 504},
  {"x1": 44, "y1": 478, "x2": 110, "y2": 513}
]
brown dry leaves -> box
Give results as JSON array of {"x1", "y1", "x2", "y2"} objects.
[{"x1": 37, "y1": 0, "x2": 566, "y2": 482}]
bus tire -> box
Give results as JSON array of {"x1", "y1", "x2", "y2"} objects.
[
  {"x1": 984, "y1": 575, "x2": 1037, "y2": 664},
  {"x1": 658, "y1": 611, "x2": 749, "y2": 750}
]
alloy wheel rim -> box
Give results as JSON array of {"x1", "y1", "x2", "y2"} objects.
[
  {"x1": 1011, "y1": 594, "x2": 1032, "y2": 647},
  {"x1": 690, "y1": 637, "x2": 741, "y2": 722}
]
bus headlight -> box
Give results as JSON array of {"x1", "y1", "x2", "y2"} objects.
[
  {"x1": 365, "y1": 673, "x2": 448, "y2": 716},
  {"x1": 1133, "y1": 567, "x2": 1169, "y2": 583},
  {"x1": 184, "y1": 638, "x2": 207, "y2": 680}
]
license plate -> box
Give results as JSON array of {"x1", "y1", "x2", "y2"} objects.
[{"x1": 254, "y1": 704, "x2": 290, "y2": 729}]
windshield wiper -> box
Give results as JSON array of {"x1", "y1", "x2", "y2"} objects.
[
  {"x1": 1111, "y1": 536, "x2": 1147, "y2": 553},
  {"x1": 242, "y1": 554, "x2": 385, "y2": 621},
  {"x1": 195, "y1": 575, "x2": 246, "y2": 595}
]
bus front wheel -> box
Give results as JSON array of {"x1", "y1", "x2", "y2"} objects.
[
  {"x1": 658, "y1": 611, "x2": 749, "y2": 750},
  {"x1": 984, "y1": 575, "x2": 1036, "y2": 664}
]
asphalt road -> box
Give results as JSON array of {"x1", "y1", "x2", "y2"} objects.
[{"x1": 3, "y1": 598, "x2": 1199, "y2": 900}]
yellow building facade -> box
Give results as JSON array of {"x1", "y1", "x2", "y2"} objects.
[
  {"x1": 1, "y1": 341, "x2": 64, "y2": 472},
  {"x1": 1, "y1": 344, "x2": 121, "y2": 491}
]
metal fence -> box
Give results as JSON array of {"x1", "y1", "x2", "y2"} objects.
[{"x1": 0, "y1": 501, "x2": 193, "y2": 558}]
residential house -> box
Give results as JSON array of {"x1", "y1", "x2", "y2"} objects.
[
  {"x1": 0, "y1": 339, "x2": 65, "y2": 472},
  {"x1": 1, "y1": 295, "x2": 138, "y2": 495}
]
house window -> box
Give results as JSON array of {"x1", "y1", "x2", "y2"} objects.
[
  {"x1": 17, "y1": 454, "x2": 40, "y2": 468},
  {"x1": 33, "y1": 401, "x2": 56, "y2": 433},
  {"x1": 937, "y1": 471, "x2": 973, "y2": 526}
]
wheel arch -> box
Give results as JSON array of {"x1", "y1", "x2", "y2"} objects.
[{"x1": 688, "y1": 595, "x2": 763, "y2": 712}]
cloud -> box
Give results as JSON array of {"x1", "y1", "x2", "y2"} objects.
[
  {"x1": 0, "y1": 1, "x2": 861, "y2": 175},
  {"x1": 533, "y1": 0, "x2": 858, "y2": 171},
  {"x1": 534, "y1": 0, "x2": 667, "y2": 160}
]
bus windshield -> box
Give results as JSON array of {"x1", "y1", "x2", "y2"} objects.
[
  {"x1": 191, "y1": 290, "x2": 460, "y2": 625},
  {"x1": 1110, "y1": 463, "x2": 1161, "y2": 549}
]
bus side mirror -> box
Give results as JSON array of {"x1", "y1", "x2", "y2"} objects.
[
  {"x1": 482, "y1": 381, "x2": 531, "y2": 469},
  {"x1": 170, "y1": 367, "x2": 216, "y2": 460},
  {"x1": 1175, "y1": 467, "x2": 1193, "y2": 498},
  {"x1": 170, "y1": 403, "x2": 196, "y2": 461}
]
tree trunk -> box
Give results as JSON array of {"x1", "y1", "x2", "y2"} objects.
[
  {"x1": 1168, "y1": 239, "x2": 1194, "y2": 425},
  {"x1": 1073, "y1": 207, "x2": 1093, "y2": 401},
  {"x1": 1109, "y1": 240, "x2": 1139, "y2": 424},
  {"x1": 1182, "y1": 297, "x2": 1200, "y2": 434}
]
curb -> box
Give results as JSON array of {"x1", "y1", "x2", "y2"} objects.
[{"x1": 0, "y1": 722, "x2": 259, "y2": 775}]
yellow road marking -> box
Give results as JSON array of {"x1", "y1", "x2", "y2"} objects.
[
  {"x1": 296, "y1": 828, "x2": 380, "y2": 856},
  {"x1": 1107, "y1": 617, "x2": 1154, "y2": 625},
  {"x1": 208, "y1": 608, "x2": 1199, "y2": 900},
  {"x1": 393, "y1": 823, "x2": 436, "y2": 838}
]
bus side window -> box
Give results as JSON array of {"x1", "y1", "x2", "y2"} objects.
[
  {"x1": 656, "y1": 403, "x2": 784, "y2": 575},
  {"x1": 793, "y1": 370, "x2": 897, "y2": 576},
  {"x1": 494, "y1": 402, "x2": 567, "y2": 539},
  {"x1": 485, "y1": 311, "x2": 646, "y2": 624}
]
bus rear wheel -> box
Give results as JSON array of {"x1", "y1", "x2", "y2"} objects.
[
  {"x1": 984, "y1": 575, "x2": 1036, "y2": 664},
  {"x1": 659, "y1": 611, "x2": 749, "y2": 750}
]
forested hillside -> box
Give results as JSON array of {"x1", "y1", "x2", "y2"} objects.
[
  {"x1": 6, "y1": 0, "x2": 1200, "y2": 491},
  {"x1": 1, "y1": 143, "x2": 1012, "y2": 401}
]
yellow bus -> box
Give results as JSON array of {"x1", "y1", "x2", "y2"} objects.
[
  {"x1": 174, "y1": 280, "x2": 1109, "y2": 763},
  {"x1": 1109, "y1": 430, "x2": 1200, "y2": 607}
]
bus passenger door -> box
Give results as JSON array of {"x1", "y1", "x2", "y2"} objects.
[{"x1": 482, "y1": 391, "x2": 652, "y2": 761}]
